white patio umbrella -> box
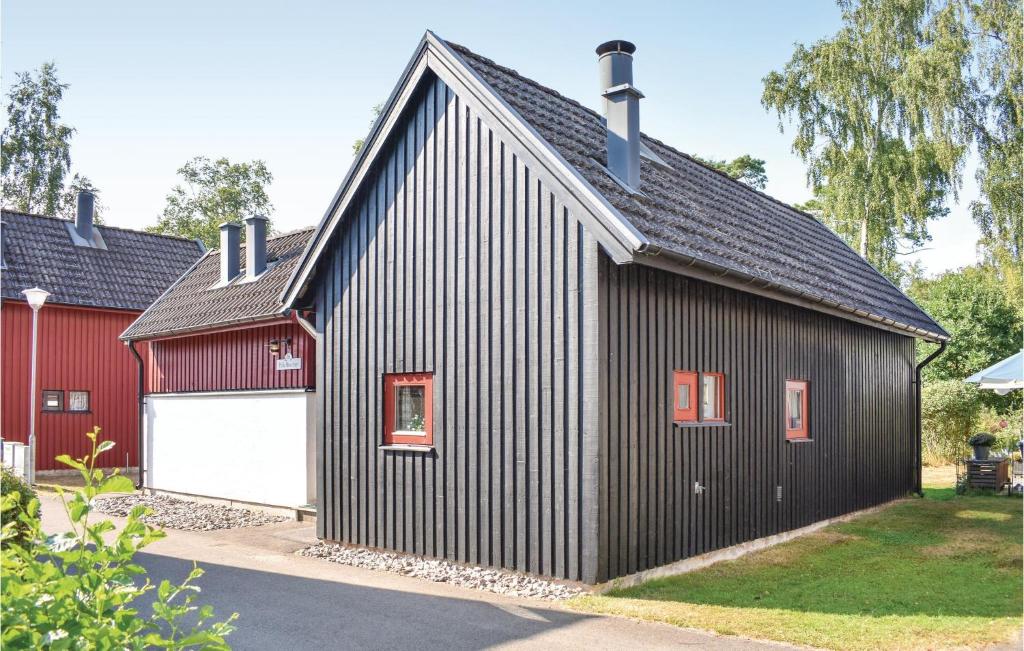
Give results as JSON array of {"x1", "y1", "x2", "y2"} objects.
[{"x1": 964, "y1": 350, "x2": 1024, "y2": 395}]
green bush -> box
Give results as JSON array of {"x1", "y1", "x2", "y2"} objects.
[
  {"x1": 1, "y1": 427, "x2": 237, "y2": 648},
  {"x1": 977, "y1": 406, "x2": 1023, "y2": 455},
  {"x1": 0, "y1": 465, "x2": 37, "y2": 547},
  {"x1": 922, "y1": 380, "x2": 982, "y2": 463},
  {"x1": 968, "y1": 432, "x2": 996, "y2": 446}
]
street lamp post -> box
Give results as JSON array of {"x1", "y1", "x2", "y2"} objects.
[{"x1": 21, "y1": 287, "x2": 49, "y2": 485}]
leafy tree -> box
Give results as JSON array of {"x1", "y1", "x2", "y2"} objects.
[
  {"x1": 910, "y1": 264, "x2": 1022, "y2": 409},
  {"x1": 792, "y1": 197, "x2": 825, "y2": 216},
  {"x1": 56, "y1": 173, "x2": 104, "y2": 224},
  {"x1": 693, "y1": 154, "x2": 768, "y2": 189},
  {"x1": 1, "y1": 62, "x2": 75, "y2": 215},
  {"x1": 149, "y1": 156, "x2": 273, "y2": 249},
  {"x1": 762, "y1": 0, "x2": 973, "y2": 281},
  {"x1": 1, "y1": 428, "x2": 237, "y2": 648},
  {"x1": 352, "y1": 103, "x2": 384, "y2": 156},
  {"x1": 921, "y1": 379, "x2": 982, "y2": 462},
  {"x1": 966, "y1": 0, "x2": 1023, "y2": 318}
]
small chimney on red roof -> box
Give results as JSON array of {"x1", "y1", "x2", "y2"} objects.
[
  {"x1": 245, "y1": 214, "x2": 268, "y2": 280},
  {"x1": 75, "y1": 191, "x2": 96, "y2": 241},
  {"x1": 219, "y1": 222, "x2": 242, "y2": 284}
]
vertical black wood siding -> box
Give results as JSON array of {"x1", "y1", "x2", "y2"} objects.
[
  {"x1": 596, "y1": 253, "x2": 916, "y2": 581},
  {"x1": 309, "y1": 72, "x2": 918, "y2": 585},
  {"x1": 312, "y1": 74, "x2": 600, "y2": 581}
]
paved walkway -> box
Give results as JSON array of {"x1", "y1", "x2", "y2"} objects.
[{"x1": 37, "y1": 491, "x2": 791, "y2": 650}]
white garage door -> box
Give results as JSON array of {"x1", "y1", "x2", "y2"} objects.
[{"x1": 146, "y1": 389, "x2": 315, "y2": 508}]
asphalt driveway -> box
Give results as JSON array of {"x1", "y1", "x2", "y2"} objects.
[{"x1": 37, "y1": 491, "x2": 787, "y2": 650}]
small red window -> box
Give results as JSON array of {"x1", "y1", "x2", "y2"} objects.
[
  {"x1": 673, "y1": 371, "x2": 698, "y2": 421},
  {"x1": 383, "y1": 373, "x2": 433, "y2": 446},
  {"x1": 785, "y1": 380, "x2": 809, "y2": 440},
  {"x1": 702, "y1": 372, "x2": 725, "y2": 422}
]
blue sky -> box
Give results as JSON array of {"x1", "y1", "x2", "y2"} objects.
[{"x1": 3, "y1": 0, "x2": 981, "y2": 274}]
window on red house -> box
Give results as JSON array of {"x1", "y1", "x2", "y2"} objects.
[
  {"x1": 42, "y1": 390, "x2": 63, "y2": 412},
  {"x1": 702, "y1": 372, "x2": 725, "y2": 422},
  {"x1": 786, "y1": 380, "x2": 809, "y2": 440},
  {"x1": 68, "y1": 391, "x2": 90, "y2": 412},
  {"x1": 673, "y1": 371, "x2": 698, "y2": 422},
  {"x1": 383, "y1": 373, "x2": 433, "y2": 446}
]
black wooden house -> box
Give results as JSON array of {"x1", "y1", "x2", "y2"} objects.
[{"x1": 282, "y1": 33, "x2": 949, "y2": 584}]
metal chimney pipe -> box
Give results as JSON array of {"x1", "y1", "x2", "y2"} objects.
[
  {"x1": 219, "y1": 222, "x2": 242, "y2": 283},
  {"x1": 76, "y1": 191, "x2": 95, "y2": 241},
  {"x1": 597, "y1": 40, "x2": 643, "y2": 188},
  {"x1": 598, "y1": 40, "x2": 635, "y2": 116},
  {"x1": 244, "y1": 214, "x2": 269, "y2": 280}
]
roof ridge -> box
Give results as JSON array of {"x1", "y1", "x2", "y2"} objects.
[
  {"x1": 445, "y1": 40, "x2": 822, "y2": 226},
  {"x1": 205, "y1": 225, "x2": 316, "y2": 255},
  {"x1": 442, "y1": 37, "x2": 945, "y2": 340},
  {"x1": 0, "y1": 207, "x2": 201, "y2": 245},
  {"x1": 446, "y1": 41, "x2": 605, "y2": 122},
  {"x1": 268, "y1": 225, "x2": 316, "y2": 240}
]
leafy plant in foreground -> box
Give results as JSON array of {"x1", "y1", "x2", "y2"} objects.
[
  {"x1": 0, "y1": 464, "x2": 38, "y2": 547},
  {"x1": 1, "y1": 427, "x2": 237, "y2": 649}
]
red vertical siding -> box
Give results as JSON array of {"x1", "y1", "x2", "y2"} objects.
[
  {"x1": 148, "y1": 320, "x2": 314, "y2": 393},
  {"x1": 1, "y1": 300, "x2": 145, "y2": 470}
]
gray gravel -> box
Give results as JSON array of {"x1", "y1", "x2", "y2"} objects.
[
  {"x1": 298, "y1": 542, "x2": 588, "y2": 600},
  {"x1": 94, "y1": 494, "x2": 287, "y2": 531}
]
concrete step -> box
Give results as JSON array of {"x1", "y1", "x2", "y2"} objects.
[{"x1": 296, "y1": 505, "x2": 317, "y2": 523}]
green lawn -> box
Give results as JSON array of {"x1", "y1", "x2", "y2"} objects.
[{"x1": 570, "y1": 470, "x2": 1022, "y2": 650}]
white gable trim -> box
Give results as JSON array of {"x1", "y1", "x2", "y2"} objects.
[{"x1": 281, "y1": 32, "x2": 647, "y2": 308}]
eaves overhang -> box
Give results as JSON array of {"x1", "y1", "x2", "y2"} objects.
[{"x1": 630, "y1": 245, "x2": 950, "y2": 343}]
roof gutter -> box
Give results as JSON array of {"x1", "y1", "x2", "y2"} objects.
[
  {"x1": 122, "y1": 313, "x2": 291, "y2": 343},
  {"x1": 915, "y1": 341, "x2": 947, "y2": 496},
  {"x1": 127, "y1": 340, "x2": 146, "y2": 490},
  {"x1": 635, "y1": 244, "x2": 949, "y2": 343}
]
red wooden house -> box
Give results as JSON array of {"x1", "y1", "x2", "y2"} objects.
[
  {"x1": 121, "y1": 219, "x2": 316, "y2": 509},
  {"x1": 1, "y1": 194, "x2": 203, "y2": 471}
]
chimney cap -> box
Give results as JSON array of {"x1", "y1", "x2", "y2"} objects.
[
  {"x1": 596, "y1": 40, "x2": 636, "y2": 56},
  {"x1": 244, "y1": 214, "x2": 270, "y2": 223},
  {"x1": 219, "y1": 221, "x2": 243, "y2": 230}
]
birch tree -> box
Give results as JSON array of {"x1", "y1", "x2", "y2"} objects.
[
  {"x1": 762, "y1": 0, "x2": 973, "y2": 280},
  {"x1": 1, "y1": 62, "x2": 75, "y2": 215}
]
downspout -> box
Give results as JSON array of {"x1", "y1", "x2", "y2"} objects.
[
  {"x1": 915, "y1": 340, "x2": 947, "y2": 496},
  {"x1": 127, "y1": 340, "x2": 146, "y2": 490},
  {"x1": 291, "y1": 309, "x2": 319, "y2": 340}
]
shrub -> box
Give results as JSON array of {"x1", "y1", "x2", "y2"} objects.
[
  {"x1": 922, "y1": 380, "x2": 982, "y2": 463},
  {"x1": 1, "y1": 427, "x2": 237, "y2": 648},
  {"x1": 977, "y1": 406, "x2": 1023, "y2": 455},
  {"x1": 0, "y1": 465, "x2": 37, "y2": 548},
  {"x1": 968, "y1": 432, "x2": 996, "y2": 446}
]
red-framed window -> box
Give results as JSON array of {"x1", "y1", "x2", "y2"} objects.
[
  {"x1": 785, "y1": 379, "x2": 809, "y2": 440},
  {"x1": 701, "y1": 372, "x2": 725, "y2": 422},
  {"x1": 383, "y1": 373, "x2": 433, "y2": 446},
  {"x1": 673, "y1": 371, "x2": 698, "y2": 422}
]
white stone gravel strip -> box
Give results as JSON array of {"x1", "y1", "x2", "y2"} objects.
[
  {"x1": 298, "y1": 542, "x2": 588, "y2": 601},
  {"x1": 94, "y1": 494, "x2": 287, "y2": 531}
]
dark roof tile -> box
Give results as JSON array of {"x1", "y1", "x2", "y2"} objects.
[
  {"x1": 448, "y1": 42, "x2": 946, "y2": 338},
  {"x1": 121, "y1": 228, "x2": 314, "y2": 340},
  {"x1": 1, "y1": 210, "x2": 203, "y2": 311}
]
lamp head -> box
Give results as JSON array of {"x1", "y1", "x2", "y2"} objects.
[{"x1": 21, "y1": 287, "x2": 50, "y2": 311}]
